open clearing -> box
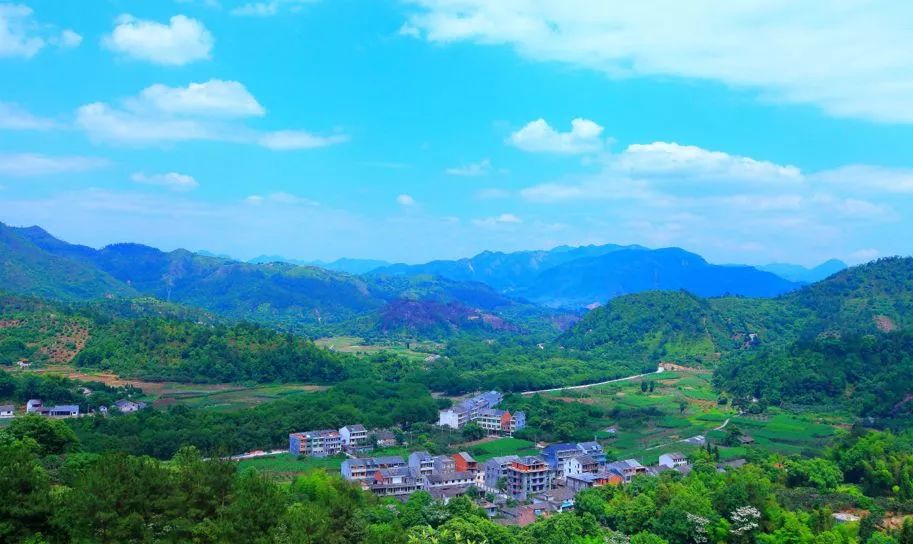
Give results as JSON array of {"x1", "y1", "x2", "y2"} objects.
[{"x1": 17, "y1": 366, "x2": 328, "y2": 411}]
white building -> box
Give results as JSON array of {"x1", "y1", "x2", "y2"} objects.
[
  {"x1": 659, "y1": 452, "x2": 688, "y2": 469},
  {"x1": 0, "y1": 405, "x2": 14, "y2": 418}
]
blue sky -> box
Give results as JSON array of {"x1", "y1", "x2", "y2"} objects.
[{"x1": 1, "y1": 0, "x2": 912, "y2": 265}]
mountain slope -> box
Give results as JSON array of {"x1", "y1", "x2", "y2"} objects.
[
  {"x1": 0, "y1": 224, "x2": 133, "y2": 301},
  {"x1": 560, "y1": 257, "x2": 913, "y2": 365}
]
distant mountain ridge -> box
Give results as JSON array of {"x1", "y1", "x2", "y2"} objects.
[
  {"x1": 759, "y1": 259, "x2": 848, "y2": 283},
  {"x1": 0, "y1": 223, "x2": 561, "y2": 338},
  {"x1": 249, "y1": 256, "x2": 391, "y2": 275},
  {"x1": 373, "y1": 244, "x2": 800, "y2": 308}
]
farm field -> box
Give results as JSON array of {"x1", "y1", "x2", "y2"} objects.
[
  {"x1": 541, "y1": 368, "x2": 846, "y2": 463},
  {"x1": 237, "y1": 446, "x2": 411, "y2": 481},
  {"x1": 467, "y1": 437, "x2": 538, "y2": 461},
  {"x1": 315, "y1": 336, "x2": 440, "y2": 361}
]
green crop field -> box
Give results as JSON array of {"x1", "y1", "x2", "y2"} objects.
[
  {"x1": 236, "y1": 453, "x2": 345, "y2": 480},
  {"x1": 315, "y1": 336, "x2": 440, "y2": 361},
  {"x1": 540, "y1": 369, "x2": 846, "y2": 463}
]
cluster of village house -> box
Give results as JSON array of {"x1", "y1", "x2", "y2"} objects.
[
  {"x1": 288, "y1": 390, "x2": 745, "y2": 526},
  {"x1": 0, "y1": 398, "x2": 148, "y2": 419}
]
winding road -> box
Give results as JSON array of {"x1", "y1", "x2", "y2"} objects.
[{"x1": 520, "y1": 365, "x2": 666, "y2": 396}]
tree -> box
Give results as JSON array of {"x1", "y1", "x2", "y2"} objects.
[
  {"x1": 461, "y1": 422, "x2": 485, "y2": 441},
  {"x1": 0, "y1": 438, "x2": 51, "y2": 542},
  {"x1": 641, "y1": 381, "x2": 649, "y2": 393},
  {"x1": 5, "y1": 416, "x2": 79, "y2": 456}
]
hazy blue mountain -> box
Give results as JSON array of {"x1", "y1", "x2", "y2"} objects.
[
  {"x1": 759, "y1": 259, "x2": 848, "y2": 283},
  {"x1": 371, "y1": 244, "x2": 642, "y2": 292},
  {"x1": 7, "y1": 224, "x2": 559, "y2": 337},
  {"x1": 249, "y1": 255, "x2": 390, "y2": 275},
  {"x1": 521, "y1": 247, "x2": 800, "y2": 308}
]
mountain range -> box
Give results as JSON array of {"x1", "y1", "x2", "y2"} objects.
[{"x1": 0, "y1": 221, "x2": 852, "y2": 337}]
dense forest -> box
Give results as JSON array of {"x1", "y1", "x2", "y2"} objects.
[{"x1": 5, "y1": 417, "x2": 913, "y2": 543}]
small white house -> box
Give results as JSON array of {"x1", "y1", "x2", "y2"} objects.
[
  {"x1": 114, "y1": 399, "x2": 147, "y2": 413},
  {"x1": 659, "y1": 452, "x2": 689, "y2": 469},
  {"x1": 26, "y1": 399, "x2": 42, "y2": 413},
  {"x1": 0, "y1": 405, "x2": 14, "y2": 418}
]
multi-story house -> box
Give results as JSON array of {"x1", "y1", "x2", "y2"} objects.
[
  {"x1": 605, "y1": 459, "x2": 647, "y2": 483},
  {"x1": 437, "y1": 391, "x2": 503, "y2": 429},
  {"x1": 339, "y1": 424, "x2": 369, "y2": 451},
  {"x1": 475, "y1": 408, "x2": 527, "y2": 436},
  {"x1": 564, "y1": 455, "x2": 600, "y2": 478},
  {"x1": 453, "y1": 452, "x2": 478, "y2": 473},
  {"x1": 507, "y1": 456, "x2": 553, "y2": 500},
  {"x1": 408, "y1": 451, "x2": 435, "y2": 477},
  {"x1": 541, "y1": 443, "x2": 582, "y2": 474},
  {"x1": 433, "y1": 454, "x2": 456, "y2": 474},
  {"x1": 288, "y1": 429, "x2": 343, "y2": 457},
  {"x1": 367, "y1": 467, "x2": 421, "y2": 498},
  {"x1": 423, "y1": 471, "x2": 476, "y2": 490},
  {"x1": 483, "y1": 455, "x2": 519, "y2": 492},
  {"x1": 576, "y1": 441, "x2": 606, "y2": 464},
  {"x1": 341, "y1": 456, "x2": 407, "y2": 481},
  {"x1": 659, "y1": 452, "x2": 688, "y2": 469}
]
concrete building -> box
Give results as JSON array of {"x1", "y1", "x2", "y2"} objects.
[
  {"x1": 367, "y1": 466, "x2": 421, "y2": 497},
  {"x1": 475, "y1": 408, "x2": 527, "y2": 436},
  {"x1": 423, "y1": 471, "x2": 476, "y2": 490},
  {"x1": 341, "y1": 456, "x2": 407, "y2": 481},
  {"x1": 0, "y1": 405, "x2": 14, "y2": 418},
  {"x1": 483, "y1": 455, "x2": 519, "y2": 492},
  {"x1": 433, "y1": 454, "x2": 456, "y2": 474},
  {"x1": 289, "y1": 429, "x2": 343, "y2": 457},
  {"x1": 507, "y1": 456, "x2": 553, "y2": 500},
  {"x1": 605, "y1": 459, "x2": 647, "y2": 483},
  {"x1": 407, "y1": 451, "x2": 435, "y2": 476},
  {"x1": 453, "y1": 451, "x2": 478, "y2": 473},
  {"x1": 564, "y1": 455, "x2": 600, "y2": 478},
  {"x1": 339, "y1": 424, "x2": 369, "y2": 451},
  {"x1": 659, "y1": 452, "x2": 688, "y2": 469},
  {"x1": 437, "y1": 391, "x2": 503, "y2": 429},
  {"x1": 541, "y1": 443, "x2": 582, "y2": 474},
  {"x1": 114, "y1": 399, "x2": 147, "y2": 413}
]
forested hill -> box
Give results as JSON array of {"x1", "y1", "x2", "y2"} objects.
[
  {"x1": 0, "y1": 292, "x2": 357, "y2": 383},
  {"x1": 560, "y1": 257, "x2": 913, "y2": 365}
]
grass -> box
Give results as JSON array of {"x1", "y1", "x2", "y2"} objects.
[
  {"x1": 469, "y1": 438, "x2": 538, "y2": 461},
  {"x1": 236, "y1": 453, "x2": 344, "y2": 480}
]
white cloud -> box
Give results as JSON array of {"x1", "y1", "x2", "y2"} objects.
[
  {"x1": 404, "y1": 1, "x2": 913, "y2": 124},
  {"x1": 0, "y1": 101, "x2": 57, "y2": 130},
  {"x1": 812, "y1": 165, "x2": 913, "y2": 194},
  {"x1": 76, "y1": 102, "x2": 213, "y2": 144},
  {"x1": 616, "y1": 142, "x2": 801, "y2": 182},
  {"x1": 508, "y1": 118, "x2": 604, "y2": 154},
  {"x1": 104, "y1": 14, "x2": 213, "y2": 66},
  {"x1": 0, "y1": 153, "x2": 108, "y2": 177},
  {"x1": 0, "y1": 4, "x2": 81, "y2": 58},
  {"x1": 74, "y1": 81, "x2": 346, "y2": 149},
  {"x1": 244, "y1": 192, "x2": 318, "y2": 205},
  {"x1": 258, "y1": 130, "x2": 348, "y2": 150},
  {"x1": 51, "y1": 29, "x2": 82, "y2": 49},
  {"x1": 138, "y1": 80, "x2": 265, "y2": 118},
  {"x1": 446, "y1": 158, "x2": 492, "y2": 176},
  {"x1": 131, "y1": 172, "x2": 199, "y2": 191},
  {"x1": 473, "y1": 213, "x2": 522, "y2": 227},
  {"x1": 396, "y1": 194, "x2": 416, "y2": 206}
]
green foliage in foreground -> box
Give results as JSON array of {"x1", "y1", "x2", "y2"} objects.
[{"x1": 4, "y1": 425, "x2": 913, "y2": 544}]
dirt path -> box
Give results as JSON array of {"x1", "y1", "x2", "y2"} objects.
[
  {"x1": 520, "y1": 365, "x2": 665, "y2": 396},
  {"x1": 644, "y1": 417, "x2": 731, "y2": 451}
]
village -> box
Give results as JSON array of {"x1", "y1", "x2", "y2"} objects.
[
  {"x1": 0, "y1": 397, "x2": 147, "y2": 419},
  {"x1": 288, "y1": 390, "x2": 743, "y2": 526}
]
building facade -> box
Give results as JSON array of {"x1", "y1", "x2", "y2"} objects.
[{"x1": 289, "y1": 429, "x2": 343, "y2": 457}]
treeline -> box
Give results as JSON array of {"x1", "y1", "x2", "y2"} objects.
[
  {"x1": 70, "y1": 379, "x2": 439, "y2": 459},
  {"x1": 714, "y1": 332, "x2": 913, "y2": 418},
  {"x1": 6, "y1": 418, "x2": 913, "y2": 543}
]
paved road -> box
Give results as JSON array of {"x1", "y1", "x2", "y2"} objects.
[
  {"x1": 224, "y1": 449, "x2": 287, "y2": 461},
  {"x1": 520, "y1": 365, "x2": 665, "y2": 396}
]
